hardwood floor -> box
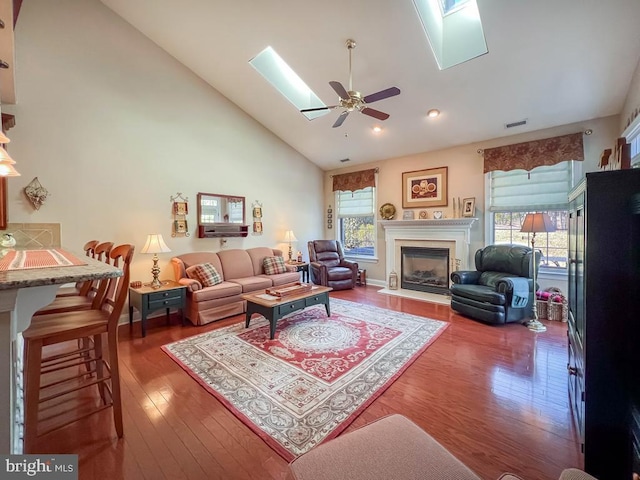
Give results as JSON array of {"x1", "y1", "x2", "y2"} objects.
[{"x1": 32, "y1": 286, "x2": 581, "y2": 479}]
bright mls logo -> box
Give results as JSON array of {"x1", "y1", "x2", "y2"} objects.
[{"x1": 0, "y1": 455, "x2": 78, "y2": 479}]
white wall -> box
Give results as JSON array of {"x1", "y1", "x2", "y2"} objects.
[
  {"x1": 3, "y1": 0, "x2": 324, "y2": 283},
  {"x1": 325, "y1": 115, "x2": 619, "y2": 284}
]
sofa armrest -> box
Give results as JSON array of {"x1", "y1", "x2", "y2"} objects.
[
  {"x1": 496, "y1": 277, "x2": 530, "y2": 308},
  {"x1": 309, "y1": 261, "x2": 328, "y2": 285},
  {"x1": 451, "y1": 271, "x2": 481, "y2": 284},
  {"x1": 178, "y1": 278, "x2": 202, "y2": 292},
  {"x1": 339, "y1": 259, "x2": 359, "y2": 272}
]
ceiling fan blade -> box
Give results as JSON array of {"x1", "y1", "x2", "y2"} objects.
[
  {"x1": 329, "y1": 81, "x2": 350, "y2": 101},
  {"x1": 300, "y1": 105, "x2": 337, "y2": 113},
  {"x1": 363, "y1": 87, "x2": 401, "y2": 104},
  {"x1": 332, "y1": 111, "x2": 350, "y2": 128},
  {"x1": 361, "y1": 108, "x2": 390, "y2": 121}
]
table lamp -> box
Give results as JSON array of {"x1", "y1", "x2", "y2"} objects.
[
  {"x1": 283, "y1": 230, "x2": 297, "y2": 262},
  {"x1": 520, "y1": 212, "x2": 556, "y2": 332},
  {"x1": 141, "y1": 234, "x2": 171, "y2": 289}
]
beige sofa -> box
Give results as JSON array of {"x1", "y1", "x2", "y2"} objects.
[
  {"x1": 171, "y1": 247, "x2": 300, "y2": 325},
  {"x1": 287, "y1": 415, "x2": 597, "y2": 480}
]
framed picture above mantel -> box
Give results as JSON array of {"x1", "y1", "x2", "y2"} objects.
[{"x1": 402, "y1": 167, "x2": 448, "y2": 208}]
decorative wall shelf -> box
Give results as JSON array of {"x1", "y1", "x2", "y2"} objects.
[{"x1": 198, "y1": 224, "x2": 249, "y2": 238}]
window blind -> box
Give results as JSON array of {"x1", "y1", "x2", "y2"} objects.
[
  {"x1": 489, "y1": 161, "x2": 573, "y2": 212},
  {"x1": 337, "y1": 187, "x2": 374, "y2": 217}
]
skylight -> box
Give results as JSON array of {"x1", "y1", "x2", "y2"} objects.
[
  {"x1": 249, "y1": 46, "x2": 327, "y2": 120},
  {"x1": 413, "y1": 0, "x2": 488, "y2": 70},
  {"x1": 439, "y1": 0, "x2": 470, "y2": 15}
]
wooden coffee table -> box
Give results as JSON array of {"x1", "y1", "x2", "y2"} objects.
[{"x1": 243, "y1": 285, "x2": 332, "y2": 339}]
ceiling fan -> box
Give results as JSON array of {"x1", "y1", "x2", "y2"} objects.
[{"x1": 301, "y1": 39, "x2": 401, "y2": 128}]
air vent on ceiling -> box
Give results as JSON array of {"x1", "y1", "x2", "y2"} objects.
[
  {"x1": 505, "y1": 119, "x2": 527, "y2": 129},
  {"x1": 340, "y1": 158, "x2": 351, "y2": 163}
]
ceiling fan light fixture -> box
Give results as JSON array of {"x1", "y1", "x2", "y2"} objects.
[
  {"x1": 372, "y1": 126, "x2": 383, "y2": 133},
  {"x1": 299, "y1": 39, "x2": 401, "y2": 128},
  {"x1": 427, "y1": 109, "x2": 441, "y2": 118}
]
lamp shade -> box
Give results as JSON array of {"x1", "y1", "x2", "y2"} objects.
[
  {"x1": 520, "y1": 213, "x2": 556, "y2": 234},
  {"x1": 283, "y1": 230, "x2": 298, "y2": 243},
  {"x1": 0, "y1": 132, "x2": 9, "y2": 144},
  {"x1": 0, "y1": 161, "x2": 20, "y2": 177},
  {"x1": 141, "y1": 234, "x2": 171, "y2": 254},
  {"x1": 0, "y1": 147, "x2": 15, "y2": 162}
]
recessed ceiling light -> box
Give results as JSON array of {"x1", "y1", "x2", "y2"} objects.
[
  {"x1": 372, "y1": 126, "x2": 383, "y2": 133},
  {"x1": 427, "y1": 109, "x2": 440, "y2": 118}
]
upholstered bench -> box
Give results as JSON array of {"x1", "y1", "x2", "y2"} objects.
[{"x1": 286, "y1": 414, "x2": 597, "y2": 480}]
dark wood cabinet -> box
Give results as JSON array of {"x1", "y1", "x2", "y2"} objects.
[{"x1": 567, "y1": 169, "x2": 640, "y2": 480}]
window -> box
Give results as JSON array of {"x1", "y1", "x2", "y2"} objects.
[
  {"x1": 488, "y1": 161, "x2": 574, "y2": 272},
  {"x1": 337, "y1": 187, "x2": 376, "y2": 258},
  {"x1": 249, "y1": 46, "x2": 327, "y2": 120},
  {"x1": 494, "y1": 211, "x2": 568, "y2": 269}
]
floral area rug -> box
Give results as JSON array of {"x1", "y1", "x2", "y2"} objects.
[{"x1": 162, "y1": 298, "x2": 448, "y2": 460}]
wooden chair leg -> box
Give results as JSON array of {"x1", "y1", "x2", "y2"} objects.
[
  {"x1": 23, "y1": 338, "x2": 43, "y2": 453},
  {"x1": 108, "y1": 330, "x2": 123, "y2": 438},
  {"x1": 93, "y1": 333, "x2": 107, "y2": 404}
]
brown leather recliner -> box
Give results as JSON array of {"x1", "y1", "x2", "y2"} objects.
[{"x1": 308, "y1": 240, "x2": 358, "y2": 290}]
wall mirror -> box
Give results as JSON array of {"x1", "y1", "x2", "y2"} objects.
[{"x1": 197, "y1": 193, "x2": 248, "y2": 237}]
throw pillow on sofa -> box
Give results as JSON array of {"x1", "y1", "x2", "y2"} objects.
[
  {"x1": 186, "y1": 263, "x2": 222, "y2": 287},
  {"x1": 263, "y1": 256, "x2": 287, "y2": 275}
]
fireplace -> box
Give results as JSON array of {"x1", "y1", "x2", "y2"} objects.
[
  {"x1": 401, "y1": 246, "x2": 450, "y2": 295},
  {"x1": 380, "y1": 218, "x2": 476, "y2": 304}
]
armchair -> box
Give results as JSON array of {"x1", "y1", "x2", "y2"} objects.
[
  {"x1": 450, "y1": 244, "x2": 540, "y2": 325},
  {"x1": 308, "y1": 240, "x2": 358, "y2": 290}
]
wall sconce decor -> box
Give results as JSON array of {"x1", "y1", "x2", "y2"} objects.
[
  {"x1": 170, "y1": 192, "x2": 190, "y2": 237},
  {"x1": 24, "y1": 177, "x2": 49, "y2": 210},
  {"x1": 252, "y1": 200, "x2": 263, "y2": 235}
]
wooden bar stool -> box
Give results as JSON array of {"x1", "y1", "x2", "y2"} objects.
[
  {"x1": 55, "y1": 240, "x2": 100, "y2": 297},
  {"x1": 35, "y1": 242, "x2": 114, "y2": 315},
  {"x1": 22, "y1": 244, "x2": 134, "y2": 452}
]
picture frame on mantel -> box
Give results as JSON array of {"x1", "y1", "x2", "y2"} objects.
[
  {"x1": 462, "y1": 197, "x2": 476, "y2": 217},
  {"x1": 402, "y1": 167, "x2": 448, "y2": 208}
]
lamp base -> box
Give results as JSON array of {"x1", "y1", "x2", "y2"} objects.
[
  {"x1": 150, "y1": 254, "x2": 162, "y2": 289},
  {"x1": 526, "y1": 318, "x2": 547, "y2": 333}
]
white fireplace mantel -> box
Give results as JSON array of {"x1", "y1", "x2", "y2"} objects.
[{"x1": 379, "y1": 218, "x2": 477, "y2": 303}]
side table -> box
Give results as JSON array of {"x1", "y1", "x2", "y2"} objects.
[
  {"x1": 286, "y1": 261, "x2": 310, "y2": 283},
  {"x1": 129, "y1": 280, "x2": 186, "y2": 337}
]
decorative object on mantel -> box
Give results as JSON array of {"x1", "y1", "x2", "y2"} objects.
[
  {"x1": 379, "y1": 203, "x2": 396, "y2": 220},
  {"x1": 402, "y1": 210, "x2": 414, "y2": 220},
  {"x1": 402, "y1": 167, "x2": 448, "y2": 208},
  {"x1": 24, "y1": 177, "x2": 49, "y2": 210},
  {"x1": 252, "y1": 200, "x2": 263, "y2": 235},
  {"x1": 432, "y1": 211, "x2": 443, "y2": 220},
  {"x1": 141, "y1": 233, "x2": 171, "y2": 289},
  {"x1": 520, "y1": 212, "x2": 556, "y2": 333},
  {"x1": 418, "y1": 210, "x2": 428, "y2": 219},
  {"x1": 462, "y1": 197, "x2": 475, "y2": 217},
  {"x1": 327, "y1": 205, "x2": 333, "y2": 229},
  {"x1": 170, "y1": 192, "x2": 190, "y2": 237},
  {"x1": 452, "y1": 197, "x2": 462, "y2": 218}
]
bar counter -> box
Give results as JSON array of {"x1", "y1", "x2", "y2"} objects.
[{"x1": 0, "y1": 252, "x2": 122, "y2": 454}]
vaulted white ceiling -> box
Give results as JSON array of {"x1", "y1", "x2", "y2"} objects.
[{"x1": 101, "y1": 0, "x2": 640, "y2": 170}]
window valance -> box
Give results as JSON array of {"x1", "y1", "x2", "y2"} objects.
[
  {"x1": 332, "y1": 168, "x2": 377, "y2": 192},
  {"x1": 483, "y1": 132, "x2": 584, "y2": 173}
]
